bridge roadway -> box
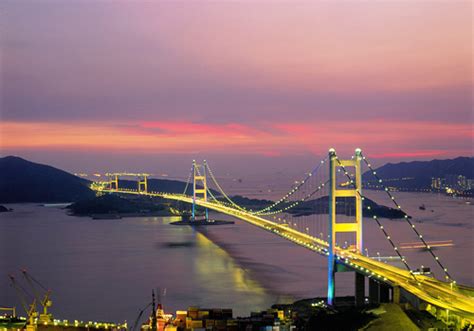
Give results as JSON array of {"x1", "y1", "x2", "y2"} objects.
[{"x1": 99, "y1": 189, "x2": 474, "y2": 321}]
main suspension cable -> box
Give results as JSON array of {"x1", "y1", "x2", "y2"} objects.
[
  {"x1": 204, "y1": 161, "x2": 250, "y2": 212},
  {"x1": 335, "y1": 156, "x2": 418, "y2": 282},
  {"x1": 182, "y1": 166, "x2": 193, "y2": 196},
  {"x1": 253, "y1": 157, "x2": 328, "y2": 215},
  {"x1": 258, "y1": 179, "x2": 330, "y2": 216},
  {"x1": 361, "y1": 153, "x2": 455, "y2": 283}
]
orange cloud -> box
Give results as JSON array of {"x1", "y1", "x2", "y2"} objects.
[
  {"x1": 0, "y1": 120, "x2": 471, "y2": 159},
  {"x1": 0, "y1": 121, "x2": 280, "y2": 154}
]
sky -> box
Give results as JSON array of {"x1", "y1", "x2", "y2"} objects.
[{"x1": 0, "y1": 1, "x2": 472, "y2": 177}]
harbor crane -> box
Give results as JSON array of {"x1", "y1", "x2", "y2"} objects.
[
  {"x1": 8, "y1": 275, "x2": 37, "y2": 330},
  {"x1": 131, "y1": 289, "x2": 160, "y2": 331},
  {"x1": 131, "y1": 302, "x2": 152, "y2": 331},
  {"x1": 21, "y1": 269, "x2": 53, "y2": 324}
]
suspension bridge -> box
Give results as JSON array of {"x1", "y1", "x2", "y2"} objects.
[{"x1": 91, "y1": 148, "x2": 474, "y2": 328}]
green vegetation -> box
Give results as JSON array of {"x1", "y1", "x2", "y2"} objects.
[{"x1": 363, "y1": 304, "x2": 419, "y2": 331}]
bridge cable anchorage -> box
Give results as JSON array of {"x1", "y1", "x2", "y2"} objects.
[
  {"x1": 252, "y1": 157, "x2": 329, "y2": 215},
  {"x1": 256, "y1": 179, "x2": 330, "y2": 216},
  {"x1": 335, "y1": 156, "x2": 419, "y2": 282},
  {"x1": 360, "y1": 153, "x2": 455, "y2": 284},
  {"x1": 204, "y1": 161, "x2": 251, "y2": 212}
]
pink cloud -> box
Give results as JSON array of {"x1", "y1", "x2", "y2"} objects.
[{"x1": 0, "y1": 119, "x2": 471, "y2": 160}]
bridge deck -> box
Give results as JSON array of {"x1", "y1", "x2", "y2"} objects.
[{"x1": 96, "y1": 189, "x2": 474, "y2": 321}]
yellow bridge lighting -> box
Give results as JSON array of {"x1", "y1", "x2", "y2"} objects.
[{"x1": 105, "y1": 172, "x2": 150, "y2": 177}]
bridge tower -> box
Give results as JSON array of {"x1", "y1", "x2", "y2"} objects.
[
  {"x1": 109, "y1": 174, "x2": 119, "y2": 190},
  {"x1": 327, "y1": 148, "x2": 363, "y2": 306},
  {"x1": 138, "y1": 175, "x2": 148, "y2": 193},
  {"x1": 192, "y1": 160, "x2": 208, "y2": 221}
]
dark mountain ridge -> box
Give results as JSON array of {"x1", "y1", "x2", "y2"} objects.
[
  {"x1": 0, "y1": 156, "x2": 95, "y2": 203},
  {"x1": 0, "y1": 156, "x2": 217, "y2": 203},
  {"x1": 362, "y1": 156, "x2": 473, "y2": 190}
]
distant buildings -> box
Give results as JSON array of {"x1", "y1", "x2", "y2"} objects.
[
  {"x1": 365, "y1": 174, "x2": 473, "y2": 195},
  {"x1": 431, "y1": 174, "x2": 473, "y2": 193}
]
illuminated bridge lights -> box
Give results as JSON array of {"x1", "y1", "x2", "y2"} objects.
[{"x1": 92, "y1": 160, "x2": 474, "y2": 321}]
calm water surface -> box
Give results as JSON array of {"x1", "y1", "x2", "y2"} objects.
[{"x1": 0, "y1": 191, "x2": 472, "y2": 324}]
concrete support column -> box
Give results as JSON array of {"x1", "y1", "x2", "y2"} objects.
[
  {"x1": 369, "y1": 278, "x2": 380, "y2": 304},
  {"x1": 392, "y1": 286, "x2": 400, "y2": 304},
  {"x1": 380, "y1": 283, "x2": 390, "y2": 303},
  {"x1": 355, "y1": 272, "x2": 365, "y2": 306}
]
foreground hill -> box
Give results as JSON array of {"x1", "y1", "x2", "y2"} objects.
[
  {"x1": 0, "y1": 156, "x2": 95, "y2": 203},
  {"x1": 0, "y1": 156, "x2": 215, "y2": 203},
  {"x1": 362, "y1": 156, "x2": 474, "y2": 190}
]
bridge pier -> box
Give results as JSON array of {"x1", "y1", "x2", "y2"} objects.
[
  {"x1": 392, "y1": 286, "x2": 400, "y2": 304},
  {"x1": 368, "y1": 278, "x2": 390, "y2": 304},
  {"x1": 369, "y1": 278, "x2": 379, "y2": 304},
  {"x1": 355, "y1": 272, "x2": 365, "y2": 306},
  {"x1": 380, "y1": 283, "x2": 390, "y2": 302}
]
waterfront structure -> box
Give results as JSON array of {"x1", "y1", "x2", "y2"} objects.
[{"x1": 152, "y1": 306, "x2": 294, "y2": 331}]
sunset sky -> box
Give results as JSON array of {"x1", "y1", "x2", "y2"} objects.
[{"x1": 1, "y1": 1, "x2": 472, "y2": 176}]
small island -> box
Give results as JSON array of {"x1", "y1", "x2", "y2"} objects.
[
  {"x1": 67, "y1": 194, "x2": 181, "y2": 219},
  {"x1": 0, "y1": 205, "x2": 13, "y2": 213}
]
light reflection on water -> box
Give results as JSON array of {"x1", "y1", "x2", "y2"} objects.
[
  {"x1": 193, "y1": 232, "x2": 267, "y2": 297},
  {"x1": 0, "y1": 205, "x2": 279, "y2": 324}
]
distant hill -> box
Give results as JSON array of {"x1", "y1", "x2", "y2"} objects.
[
  {"x1": 362, "y1": 157, "x2": 474, "y2": 190},
  {"x1": 0, "y1": 156, "x2": 95, "y2": 203}
]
